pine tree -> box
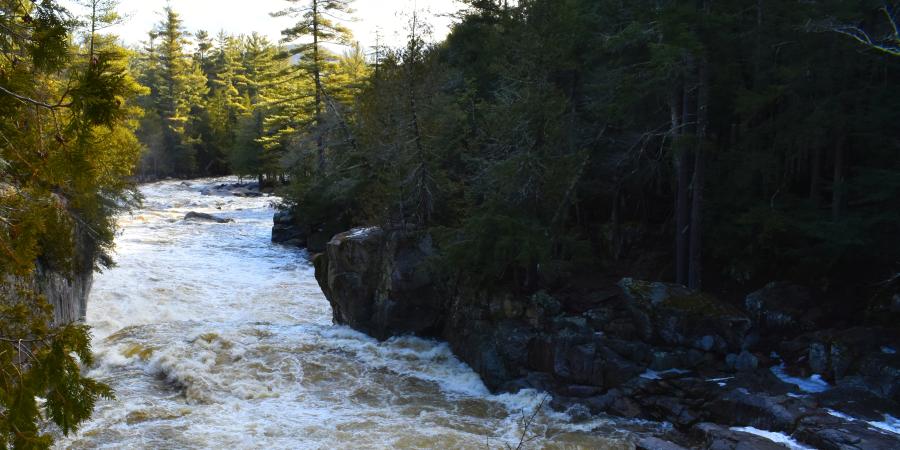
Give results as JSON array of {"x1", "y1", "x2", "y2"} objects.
[
  {"x1": 1, "y1": 0, "x2": 144, "y2": 446},
  {"x1": 272, "y1": 0, "x2": 355, "y2": 171},
  {"x1": 209, "y1": 33, "x2": 249, "y2": 175},
  {"x1": 149, "y1": 7, "x2": 209, "y2": 175}
]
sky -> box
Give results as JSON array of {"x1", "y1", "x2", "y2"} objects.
[{"x1": 66, "y1": 0, "x2": 463, "y2": 50}]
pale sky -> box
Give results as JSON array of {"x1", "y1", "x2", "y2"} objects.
[{"x1": 65, "y1": 0, "x2": 463, "y2": 51}]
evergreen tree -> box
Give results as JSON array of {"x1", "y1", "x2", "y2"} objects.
[
  {"x1": 1, "y1": 0, "x2": 144, "y2": 446},
  {"x1": 272, "y1": 0, "x2": 354, "y2": 171},
  {"x1": 139, "y1": 7, "x2": 208, "y2": 176}
]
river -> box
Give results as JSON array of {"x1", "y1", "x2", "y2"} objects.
[{"x1": 56, "y1": 178, "x2": 644, "y2": 449}]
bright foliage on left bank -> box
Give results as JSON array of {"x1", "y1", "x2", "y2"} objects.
[{"x1": 0, "y1": 0, "x2": 145, "y2": 448}]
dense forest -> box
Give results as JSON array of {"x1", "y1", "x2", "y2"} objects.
[
  {"x1": 124, "y1": 0, "x2": 900, "y2": 303},
  {"x1": 274, "y1": 0, "x2": 900, "y2": 311},
  {"x1": 130, "y1": 5, "x2": 369, "y2": 181},
  {"x1": 2, "y1": 0, "x2": 900, "y2": 447}
]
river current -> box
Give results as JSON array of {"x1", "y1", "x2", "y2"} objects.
[{"x1": 56, "y1": 178, "x2": 639, "y2": 449}]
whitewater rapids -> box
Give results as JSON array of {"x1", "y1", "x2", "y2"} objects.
[{"x1": 56, "y1": 178, "x2": 640, "y2": 449}]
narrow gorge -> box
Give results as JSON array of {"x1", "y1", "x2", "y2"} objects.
[{"x1": 54, "y1": 179, "x2": 642, "y2": 449}]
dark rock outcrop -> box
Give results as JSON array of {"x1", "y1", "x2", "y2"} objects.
[
  {"x1": 694, "y1": 423, "x2": 790, "y2": 450},
  {"x1": 1, "y1": 224, "x2": 96, "y2": 325},
  {"x1": 745, "y1": 282, "x2": 818, "y2": 334},
  {"x1": 272, "y1": 210, "x2": 306, "y2": 247},
  {"x1": 776, "y1": 326, "x2": 900, "y2": 402},
  {"x1": 313, "y1": 227, "x2": 900, "y2": 449},
  {"x1": 315, "y1": 227, "x2": 442, "y2": 340},
  {"x1": 184, "y1": 211, "x2": 234, "y2": 223},
  {"x1": 270, "y1": 208, "x2": 349, "y2": 253},
  {"x1": 200, "y1": 182, "x2": 263, "y2": 197}
]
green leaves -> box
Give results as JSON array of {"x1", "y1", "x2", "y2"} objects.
[
  {"x1": 1, "y1": 1, "x2": 142, "y2": 447},
  {"x1": 0, "y1": 291, "x2": 113, "y2": 449}
]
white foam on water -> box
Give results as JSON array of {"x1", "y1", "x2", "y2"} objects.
[
  {"x1": 730, "y1": 427, "x2": 815, "y2": 450},
  {"x1": 868, "y1": 414, "x2": 900, "y2": 436},
  {"x1": 827, "y1": 409, "x2": 855, "y2": 421},
  {"x1": 55, "y1": 178, "x2": 633, "y2": 449},
  {"x1": 770, "y1": 364, "x2": 830, "y2": 393},
  {"x1": 706, "y1": 376, "x2": 733, "y2": 387}
]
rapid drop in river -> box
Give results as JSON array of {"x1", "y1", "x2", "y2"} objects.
[{"x1": 57, "y1": 178, "x2": 651, "y2": 449}]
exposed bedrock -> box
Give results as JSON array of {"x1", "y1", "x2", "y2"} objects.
[
  {"x1": 313, "y1": 227, "x2": 900, "y2": 448},
  {"x1": 2, "y1": 224, "x2": 96, "y2": 326}
]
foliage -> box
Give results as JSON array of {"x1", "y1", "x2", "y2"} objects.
[
  {"x1": 280, "y1": 0, "x2": 900, "y2": 303},
  {"x1": 1, "y1": 0, "x2": 141, "y2": 447}
]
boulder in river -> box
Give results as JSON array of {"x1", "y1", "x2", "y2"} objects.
[
  {"x1": 271, "y1": 210, "x2": 307, "y2": 247},
  {"x1": 184, "y1": 211, "x2": 234, "y2": 223}
]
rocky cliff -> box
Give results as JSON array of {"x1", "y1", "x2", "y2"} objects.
[
  {"x1": 2, "y1": 224, "x2": 96, "y2": 326},
  {"x1": 314, "y1": 227, "x2": 900, "y2": 449}
]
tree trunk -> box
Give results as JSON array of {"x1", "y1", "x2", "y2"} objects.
[
  {"x1": 677, "y1": 55, "x2": 697, "y2": 287},
  {"x1": 810, "y1": 146, "x2": 822, "y2": 207},
  {"x1": 312, "y1": 0, "x2": 325, "y2": 172},
  {"x1": 89, "y1": 1, "x2": 97, "y2": 59},
  {"x1": 831, "y1": 136, "x2": 846, "y2": 221},
  {"x1": 688, "y1": 57, "x2": 710, "y2": 290},
  {"x1": 670, "y1": 84, "x2": 689, "y2": 286}
]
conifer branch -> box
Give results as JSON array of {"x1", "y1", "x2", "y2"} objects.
[{"x1": 0, "y1": 84, "x2": 71, "y2": 109}]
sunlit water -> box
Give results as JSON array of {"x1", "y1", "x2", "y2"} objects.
[{"x1": 56, "y1": 178, "x2": 641, "y2": 449}]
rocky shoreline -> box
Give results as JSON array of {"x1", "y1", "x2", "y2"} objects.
[{"x1": 275, "y1": 221, "x2": 900, "y2": 448}]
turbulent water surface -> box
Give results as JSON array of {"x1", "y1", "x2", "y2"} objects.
[{"x1": 57, "y1": 178, "x2": 645, "y2": 449}]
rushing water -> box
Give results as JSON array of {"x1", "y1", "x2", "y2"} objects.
[{"x1": 56, "y1": 178, "x2": 641, "y2": 449}]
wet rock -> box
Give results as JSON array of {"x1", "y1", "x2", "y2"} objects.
[
  {"x1": 636, "y1": 436, "x2": 690, "y2": 450},
  {"x1": 745, "y1": 282, "x2": 817, "y2": 334},
  {"x1": 786, "y1": 327, "x2": 900, "y2": 399},
  {"x1": 271, "y1": 209, "x2": 307, "y2": 246},
  {"x1": 808, "y1": 341, "x2": 829, "y2": 374},
  {"x1": 200, "y1": 182, "x2": 262, "y2": 197},
  {"x1": 565, "y1": 403, "x2": 592, "y2": 423},
  {"x1": 694, "y1": 423, "x2": 794, "y2": 450},
  {"x1": 609, "y1": 395, "x2": 643, "y2": 418},
  {"x1": 230, "y1": 186, "x2": 262, "y2": 197},
  {"x1": 705, "y1": 389, "x2": 811, "y2": 432},
  {"x1": 814, "y1": 386, "x2": 900, "y2": 420},
  {"x1": 794, "y1": 413, "x2": 900, "y2": 450},
  {"x1": 184, "y1": 211, "x2": 234, "y2": 223}
]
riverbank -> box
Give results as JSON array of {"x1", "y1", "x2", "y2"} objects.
[
  {"x1": 57, "y1": 178, "x2": 648, "y2": 449},
  {"x1": 308, "y1": 225, "x2": 900, "y2": 449}
]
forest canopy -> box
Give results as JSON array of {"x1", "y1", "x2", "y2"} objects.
[{"x1": 268, "y1": 0, "x2": 900, "y2": 305}]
